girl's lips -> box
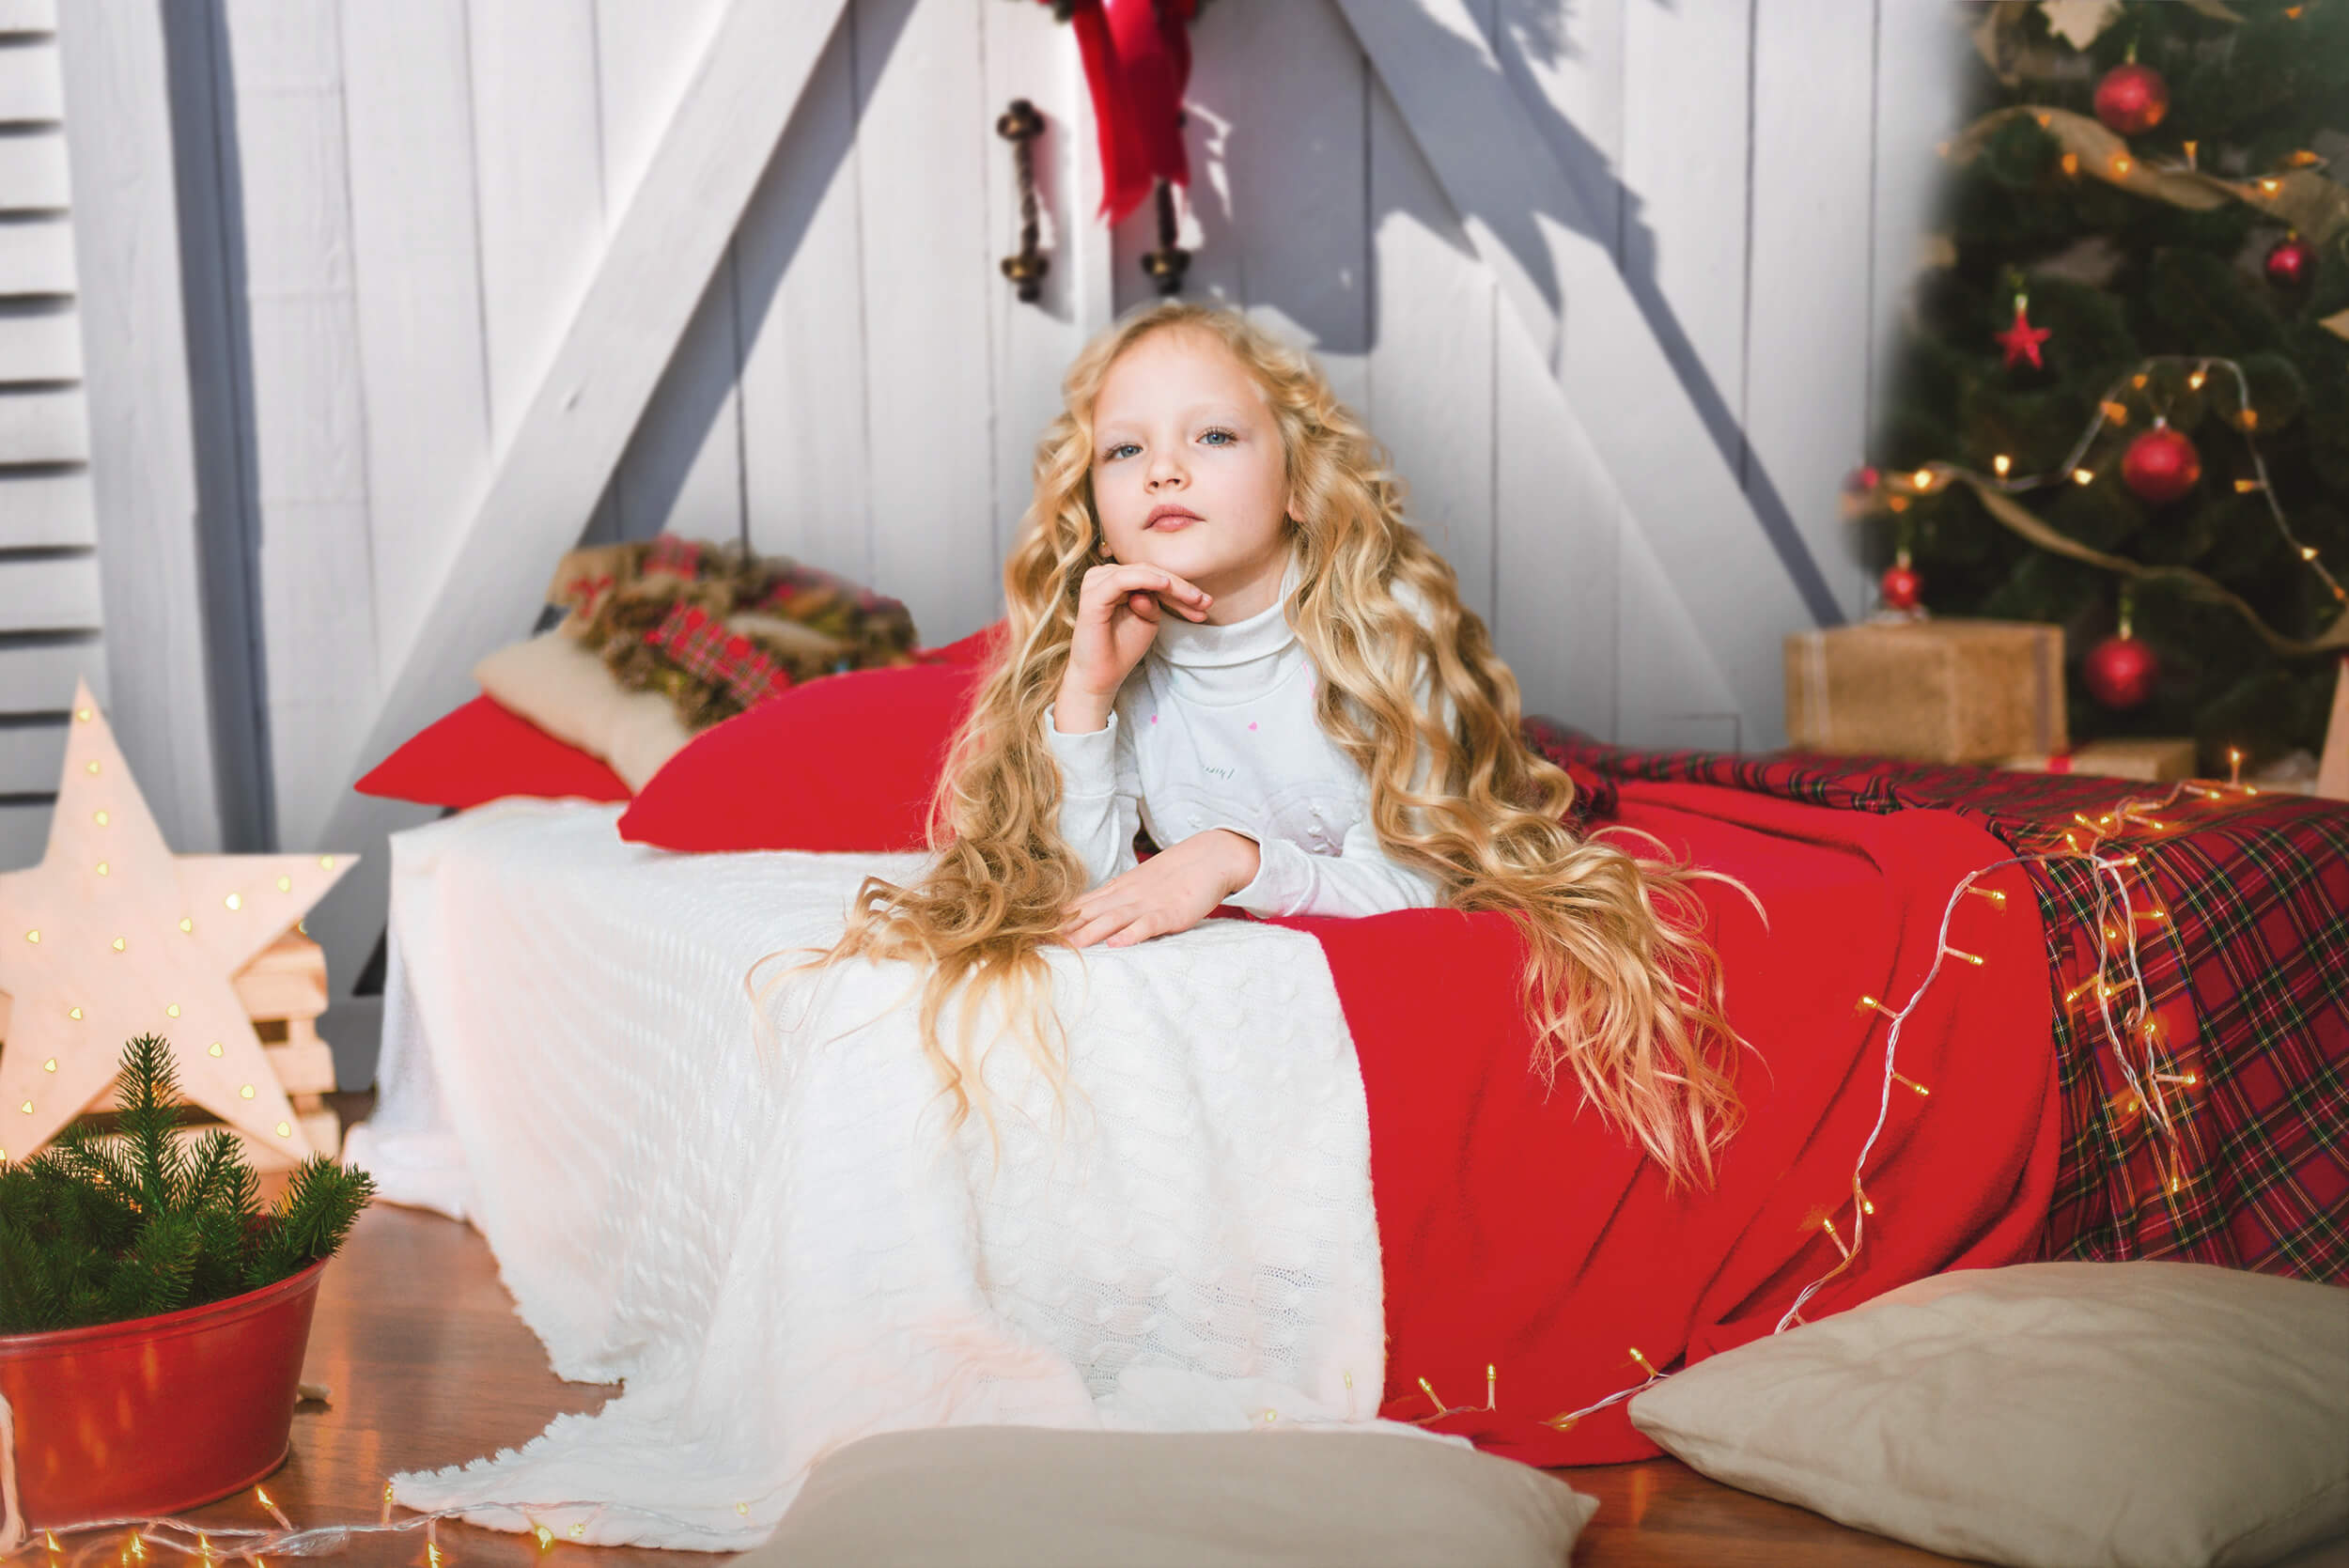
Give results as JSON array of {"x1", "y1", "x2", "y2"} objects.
[{"x1": 1147, "y1": 512, "x2": 1200, "y2": 531}]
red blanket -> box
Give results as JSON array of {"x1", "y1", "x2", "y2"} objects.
[{"x1": 1266, "y1": 779, "x2": 2062, "y2": 1465}]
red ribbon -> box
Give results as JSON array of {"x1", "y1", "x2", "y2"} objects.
[
  {"x1": 1054, "y1": 0, "x2": 1196, "y2": 225},
  {"x1": 564, "y1": 574, "x2": 616, "y2": 615}
]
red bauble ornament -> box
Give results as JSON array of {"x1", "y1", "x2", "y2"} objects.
[
  {"x1": 1996, "y1": 298, "x2": 2051, "y2": 370},
  {"x1": 1880, "y1": 560, "x2": 1923, "y2": 612},
  {"x1": 2085, "y1": 633, "x2": 2160, "y2": 709},
  {"x1": 2092, "y1": 63, "x2": 2169, "y2": 136},
  {"x1": 2265, "y1": 234, "x2": 2314, "y2": 289},
  {"x1": 2121, "y1": 425, "x2": 2201, "y2": 505}
]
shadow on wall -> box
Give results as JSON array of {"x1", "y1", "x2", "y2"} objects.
[
  {"x1": 1167, "y1": 0, "x2": 1847, "y2": 627},
  {"x1": 593, "y1": 0, "x2": 926, "y2": 551},
  {"x1": 159, "y1": 0, "x2": 273, "y2": 854}
]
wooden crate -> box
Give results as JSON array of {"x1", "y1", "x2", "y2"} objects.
[{"x1": 213, "y1": 930, "x2": 344, "y2": 1166}]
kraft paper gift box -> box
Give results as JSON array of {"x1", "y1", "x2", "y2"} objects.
[{"x1": 1784, "y1": 620, "x2": 2066, "y2": 765}]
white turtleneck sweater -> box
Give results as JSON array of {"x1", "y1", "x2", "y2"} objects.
[{"x1": 1042, "y1": 554, "x2": 1449, "y2": 920}]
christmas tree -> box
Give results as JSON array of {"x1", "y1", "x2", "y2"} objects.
[
  {"x1": 1862, "y1": 0, "x2": 2348, "y2": 771},
  {"x1": 0, "y1": 1034, "x2": 375, "y2": 1333}
]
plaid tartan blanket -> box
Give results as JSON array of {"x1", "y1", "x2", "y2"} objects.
[{"x1": 1524, "y1": 721, "x2": 2349, "y2": 1285}]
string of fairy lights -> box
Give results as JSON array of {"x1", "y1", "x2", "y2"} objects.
[
  {"x1": 0, "y1": 1467, "x2": 760, "y2": 1562},
  {"x1": 1, "y1": 770, "x2": 2255, "y2": 1561},
  {"x1": 1879, "y1": 354, "x2": 2340, "y2": 610},
  {"x1": 1875, "y1": 353, "x2": 2348, "y2": 617},
  {"x1": 1483, "y1": 768, "x2": 2236, "y2": 1437}
]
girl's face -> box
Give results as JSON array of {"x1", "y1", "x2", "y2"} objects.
[{"x1": 1089, "y1": 327, "x2": 1299, "y2": 623}]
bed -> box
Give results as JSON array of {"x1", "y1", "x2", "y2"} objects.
[
  {"x1": 1527, "y1": 723, "x2": 2349, "y2": 1283},
  {"x1": 347, "y1": 728, "x2": 2349, "y2": 1549}
]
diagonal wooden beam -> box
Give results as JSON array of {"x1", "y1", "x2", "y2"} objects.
[
  {"x1": 1331, "y1": 0, "x2": 1827, "y2": 739},
  {"x1": 306, "y1": 0, "x2": 851, "y2": 1077}
]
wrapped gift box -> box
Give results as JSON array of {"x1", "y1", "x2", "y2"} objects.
[
  {"x1": 1785, "y1": 619, "x2": 2066, "y2": 764},
  {"x1": 2001, "y1": 737, "x2": 2198, "y2": 784}
]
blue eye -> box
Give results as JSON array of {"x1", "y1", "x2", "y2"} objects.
[
  {"x1": 1105, "y1": 442, "x2": 1139, "y2": 460},
  {"x1": 1202, "y1": 428, "x2": 1236, "y2": 446}
]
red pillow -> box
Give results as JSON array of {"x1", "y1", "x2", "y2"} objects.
[
  {"x1": 914, "y1": 619, "x2": 1009, "y2": 667},
  {"x1": 619, "y1": 659, "x2": 989, "y2": 853},
  {"x1": 355, "y1": 693, "x2": 632, "y2": 809}
]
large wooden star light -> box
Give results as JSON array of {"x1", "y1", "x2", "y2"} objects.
[{"x1": 0, "y1": 682, "x2": 355, "y2": 1166}]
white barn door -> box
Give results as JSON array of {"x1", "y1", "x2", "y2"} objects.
[{"x1": 56, "y1": 0, "x2": 1962, "y2": 1082}]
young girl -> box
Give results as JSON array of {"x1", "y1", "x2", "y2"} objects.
[{"x1": 809, "y1": 300, "x2": 1741, "y2": 1188}]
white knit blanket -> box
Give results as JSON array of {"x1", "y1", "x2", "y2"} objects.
[{"x1": 348, "y1": 802, "x2": 1413, "y2": 1550}]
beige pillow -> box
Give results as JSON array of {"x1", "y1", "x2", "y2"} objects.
[
  {"x1": 473, "y1": 632, "x2": 692, "y2": 791},
  {"x1": 733, "y1": 1426, "x2": 1596, "y2": 1568},
  {"x1": 1628, "y1": 1262, "x2": 2349, "y2": 1568}
]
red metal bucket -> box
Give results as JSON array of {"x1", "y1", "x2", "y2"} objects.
[{"x1": 0, "y1": 1258, "x2": 327, "y2": 1526}]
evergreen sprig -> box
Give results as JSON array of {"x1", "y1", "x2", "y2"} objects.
[{"x1": 0, "y1": 1034, "x2": 375, "y2": 1334}]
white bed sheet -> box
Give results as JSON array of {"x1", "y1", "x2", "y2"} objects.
[{"x1": 345, "y1": 800, "x2": 1422, "y2": 1549}]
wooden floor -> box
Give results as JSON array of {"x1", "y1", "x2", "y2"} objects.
[
  {"x1": 171, "y1": 1180, "x2": 2346, "y2": 1567},
  {"x1": 159, "y1": 1198, "x2": 1984, "y2": 1567}
]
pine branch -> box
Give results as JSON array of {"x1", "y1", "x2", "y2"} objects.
[
  {"x1": 114, "y1": 1033, "x2": 190, "y2": 1217},
  {"x1": 0, "y1": 1036, "x2": 376, "y2": 1331},
  {"x1": 99, "y1": 1212, "x2": 201, "y2": 1327},
  {"x1": 242, "y1": 1157, "x2": 376, "y2": 1292},
  {"x1": 53, "y1": 1117, "x2": 139, "y2": 1206},
  {"x1": 179, "y1": 1127, "x2": 254, "y2": 1219},
  {"x1": 0, "y1": 1214, "x2": 58, "y2": 1332}
]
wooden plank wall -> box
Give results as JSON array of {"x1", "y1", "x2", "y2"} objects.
[
  {"x1": 0, "y1": 0, "x2": 99, "y2": 869},
  {"x1": 18, "y1": 0, "x2": 1968, "y2": 1081}
]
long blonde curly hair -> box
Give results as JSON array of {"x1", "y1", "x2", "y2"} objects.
[{"x1": 769, "y1": 301, "x2": 1748, "y2": 1188}]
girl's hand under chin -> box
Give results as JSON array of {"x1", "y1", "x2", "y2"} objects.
[
  {"x1": 1054, "y1": 562, "x2": 1213, "y2": 733},
  {"x1": 1061, "y1": 829, "x2": 1261, "y2": 948}
]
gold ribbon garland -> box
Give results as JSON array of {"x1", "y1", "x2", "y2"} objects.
[
  {"x1": 1944, "y1": 105, "x2": 2349, "y2": 251},
  {"x1": 1947, "y1": 470, "x2": 2349, "y2": 659},
  {"x1": 1865, "y1": 349, "x2": 2349, "y2": 658}
]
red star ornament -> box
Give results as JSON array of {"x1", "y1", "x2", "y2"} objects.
[
  {"x1": 1997, "y1": 300, "x2": 2051, "y2": 370},
  {"x1": 0, "y1": 681, "x2": 356, "y2": 1165}
]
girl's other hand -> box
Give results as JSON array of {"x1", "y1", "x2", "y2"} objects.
[
  {"x1": 1061, "y1": 829, "x2": 1257, "y2": 949},
  {"x1": 1058, "y1": 563, "x2": 1212, "y2": 725}
]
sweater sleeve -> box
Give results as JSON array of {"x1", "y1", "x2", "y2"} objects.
[
  {"x1": 1042, "y1": 702, "x2": 1142, "y2": 889},
  {"x1": 1220, "y1": 608, "x2": 1455, "y2": 919},
  {"x1": 1219, "y1": 814, "x2": 1447, "y2": 919}
]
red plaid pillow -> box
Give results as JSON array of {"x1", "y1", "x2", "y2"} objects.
[{"x1": 646, "y1": 603, "x2": 793, "y2": 709}]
